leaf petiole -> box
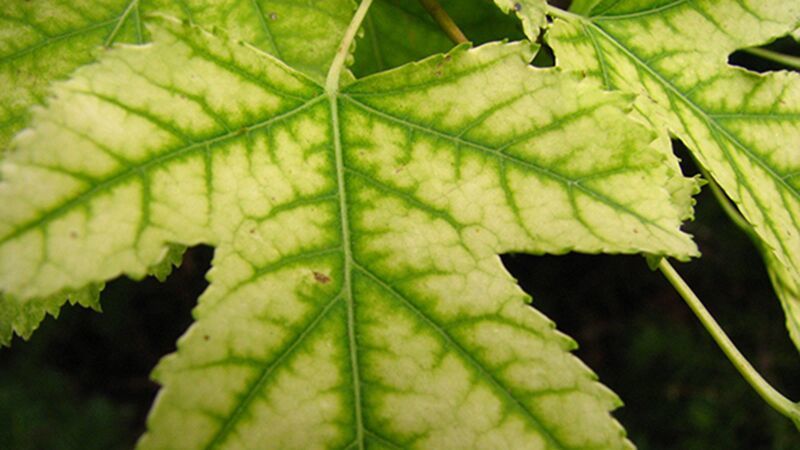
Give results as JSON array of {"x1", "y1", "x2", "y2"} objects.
[
  {"x1": 658, "y1": 258, "x2": 800, "y2": 428},
  {"x1": 326, "y1": 0, "x2": 374, "y2": 93},
  {"x1": 743, "y1": 47, "x2": 800, "y2": 71},
  {"x1": 544, "y1": 4, "x2": 587, "y2": 23},
  {"x1": 418, "y1": 0, "x2": 468, "y2": 44},
  {"x1": 699, "y1": 167, "x2": 758, "y2": 241}
]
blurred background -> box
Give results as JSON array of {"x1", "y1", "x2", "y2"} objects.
[{"x1": 3, "y1": 2, "x2": 800, "y2": 449}]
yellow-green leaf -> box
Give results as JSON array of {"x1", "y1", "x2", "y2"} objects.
[
  {"x1": 0, "y1": 11, "x2": 699, "y2": 447},
  {"x1": 547, "y1": 0, "x2": 800, "y2": 350},
  {"x1": 0, "y1": 0, "x2": 355, "y2": 150}
]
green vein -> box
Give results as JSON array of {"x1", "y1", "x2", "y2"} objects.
[
  {"x1": 203, "y1": 293, "x2": 344, "y2": 449},
  {"x1": 104, "y1": 0, "x2": 140, "y2": 47},
  {"x1": 331, "y1": 88, "x2": 365, "y2": 450},
  {"x1": 325, "y1": 3, "x2": 374, "y2": 448},
  {"x1": 341, "y1": 95, "x2": 672, "y2": 235},
  {"x1": 352, "y1": 262, "x2": 567, "y2": 450},
  {"x1": 0, "y1": 19, "x2": 117, "y2": 65},
  {"x1": 344, "y1": 167, "x2": 463, "y2": 231},
  {"x1": 593, "y1": 0, "x2": 687, "y2": 21},
  {"x1": 588, "y1": 23, "x2": 800, "y2": 201},
  {"x1": 250, "y1": 0, "x2": 282, "y2": 58},
  {"x1": 0, "y1": 95, "x2": 326, "y2": 245}
]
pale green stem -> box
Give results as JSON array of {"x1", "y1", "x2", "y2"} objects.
[
  {"x1": 326, "y1": 0, "x2": 374, "y2": 93},
  {"x1": 418, "y1": 0, "x2": 468, "y2": 44},
  {"x1": 544, "y1": 4, "x2": 586, "y2": 22},
  {"x1": 744, "y1": 47, "x2": 800, "y2": 71},
  {"x1": 658, "y1": 259, "x2": 800, "y2": 427},
  {"x1": 697, "y1": 166, "x2": 758, "y2": 240}
]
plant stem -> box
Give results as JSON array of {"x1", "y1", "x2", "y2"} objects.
[
  {"x1": 698, "y1": 167, "x2": 758, "y2": 240},
  {"x1": 544, "y1": 4, "x2": 586, "y2": 22},
  {"x1": 658, "y1": 258, "x2": 800, "y2": 426},
  {"x1": 418, "y1": 0, "x2": 468, "y2": 44},
  {"x1": 326, "y1": 0, "x2": 374, "y2": 93},
  {"x1": 744, "y1": 47, "x2": 800, "y2": 71}
]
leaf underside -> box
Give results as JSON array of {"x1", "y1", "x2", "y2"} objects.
[
  {"x1": 0, "y1": 3, "x2": 703, "y2": 445},
  {"x1": 549, "y1": 0, "x2": 800, "y2": 351}
]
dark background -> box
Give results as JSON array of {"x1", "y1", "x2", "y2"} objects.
[{"x1": 3, "y1": 8, "x2": 800, "y2": 450}]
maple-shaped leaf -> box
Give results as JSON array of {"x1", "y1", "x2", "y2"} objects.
[
  {"x1": 0, "y1": 2, "x2": 700, "y2": 444},
  {"x1": 0, "y1": 0, "x2": 356, "y2": 150},
  {"x1": 546, "y1": 0, "x2": 800, "y2": 351}
]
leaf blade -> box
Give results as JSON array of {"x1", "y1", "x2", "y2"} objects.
[
  {"x1": 0, "y1": 0, "x2": 356, "y2": 151},
  {"x1": 2, "y1": 15, "x2": 698, "y2": 449},
  {"x1": 547, "y1": 0, "x2": 800, "y2": 349}
]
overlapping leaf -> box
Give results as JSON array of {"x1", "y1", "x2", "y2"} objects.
[
  {"x1": 352, "y1": 0, "x2": 523, "y2": 77},
  {"x1": 546, "y1": 0, "x2": 800, "y2": 349},
  {"x1": 0, "y1": 0, "x2": 355, "y2": 151},
  {"x1": 0, "y1": 5, "x2": 701, "y2": 445}
]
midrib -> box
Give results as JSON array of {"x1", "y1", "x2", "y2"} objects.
[{"x1": 324, "y1": 2, "x2": 375, "y2": 449}]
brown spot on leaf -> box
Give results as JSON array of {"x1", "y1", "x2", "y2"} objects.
[
  {"x1": 514, "y1": 2, "x2": 522, "y2": 11},
  {"x1": 313, "y1": 271, "x2": 331, "y2": 284},
  {"x1": 69, "y1": 230, "x2": 78, "y2": 239},
  {"x1": 203, "y1": 334, "x2": 210, "y2": 341}
]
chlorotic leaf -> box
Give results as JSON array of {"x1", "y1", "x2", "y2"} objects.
[
  {"x1": 492, "y1": 0, "x2": 547, "y2": 40},
  {"x1": 0, "y1": 0, "x2": 355, "y2": 150},
  {"x1": 0, "y1": 0, "x2": 144, "y2": 150},
  {"x1": 765, "y1": 254, "x2": 800, "y2": 351},
  {"x1": 0, "y1": 0, "x2": 357, "y2": 337},
  {"x1": 547, "y1": 0, "x2": 800, "y2": 349},
  {"x1": 0, "y1": 11, "x2": 699, "y2": 448},
  {"x1": 175, "y1": 0, "x2": 357, "y2": 81},
  {"x1": 352, "y1": 0, "x2": 523, "y2": 77}
]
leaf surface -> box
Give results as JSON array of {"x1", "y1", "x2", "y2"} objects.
[
  {"x1": 352, "y1": 0, "x2": 523, "y2": 77},
  {"x1": 547, "y1": 0, "x2": 800, "y2": 348},
  {"x1": 0, "y1": 0, "x2": 357, "y2": 340},
  {"x1": 0, "y1": 0, "x2": 355, "y2": 150},
  {"x1": 0, "y1": 13, "x2": 699, "y2": 448},
  {"x1": 765, "y1": 254, "x2": 800, "y2": 351}
]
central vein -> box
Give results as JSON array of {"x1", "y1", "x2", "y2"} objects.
[{"x1": 326, "y1": 1, "x2": 374, "y2": 448}]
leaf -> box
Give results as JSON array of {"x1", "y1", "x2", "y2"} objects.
[
  {"x1": 352, "y1": 0, "x2": 523, "y2": 77},
  {"x1": 765, "y1": 254, "x2": 800, "y2": 351},
  {"x1": 0, "y1": 0, "x2": 359, "y2": 339},
  {"x1": 492, "y1": 0, "x2": 547, "y2": 40},
  {"x1": 546, "y1": 0, "x2": 800, "y2": 349},
  {"x1": 0, "y1": 12, "x2": 699, "y2": 447},
  {"x1": 0, "y1": 0, "x2": 355, "y2": 150}
]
